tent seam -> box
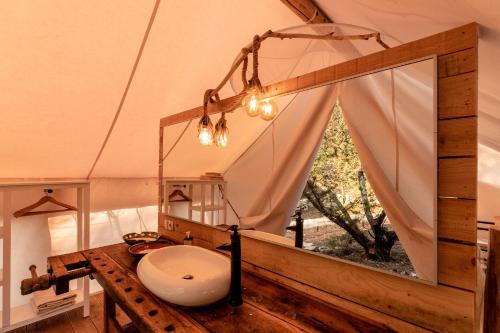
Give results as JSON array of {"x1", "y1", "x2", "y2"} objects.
[{"x1": 86, "y1": 0, "x2": 161, "y2": 179}]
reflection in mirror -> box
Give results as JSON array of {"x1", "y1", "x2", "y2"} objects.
[
  {"x1": 284, "y1": 58, "x2": 436, "y2": 282},
  {"x1": 162, "y1": 57, "x2": 436, "y2": 283},
  {"x1": 165, "y1": 178, "x2": 227, "y2": 225}
]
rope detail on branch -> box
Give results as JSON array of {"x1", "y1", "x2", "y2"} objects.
[
  {"x1": 241, "y1": 53, "x2": 249, "y2": 89},
  {"x1": 251, "y1": 35, "x2": 262, "y2": 90},
  {"x1": 202, "y1": 28, "x2": 390, "y2": 111}
]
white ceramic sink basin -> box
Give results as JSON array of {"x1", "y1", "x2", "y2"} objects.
[{"x1": 137, "y1": 245, "x2": 230, "y2": 306}]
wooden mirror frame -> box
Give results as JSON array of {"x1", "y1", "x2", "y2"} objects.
[{"x1": 158, "y1": 23, "x2": 478, "y2": 333}]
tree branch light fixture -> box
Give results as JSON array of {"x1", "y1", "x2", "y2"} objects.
[
  {"x1": 198, "y1": 90, "x2": 215, "y2": 146},
  {"x1": 259, "y1": 98, "x2": 278, "y2": 121},
  {"x1": 198, "y1": 113, "x2": 214, "y2": 146},
  {"x1": 198, "y1": 28, "x2": 389, "y2": 147},
  {"x1": 214, "y1": 112, "x2": 229, "y2": 147}
]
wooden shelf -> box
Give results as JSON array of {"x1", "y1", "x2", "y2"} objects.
[
  {"x1": 164, "y1": 178, "x2": 227, "y2": 225},
  {"x1": 191, "y1": 205, "x2": 225, "y2": 211},
  {"x1": 0, "y1": 180, "x2": 89, "y2": 190},
  {"x1": 164, "y1": 178, "x2": 225, "y2": 185},
  {"x1": 0, "y1": 289, "x2": 83, "y2": 331}
]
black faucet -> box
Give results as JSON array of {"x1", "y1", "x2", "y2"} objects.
[
  {"x1": 286, "y1": 209, "x2": 304, "y2": 248},
  {"x1": 216, "y1": 225, "x2": 243, "y2": 307}
]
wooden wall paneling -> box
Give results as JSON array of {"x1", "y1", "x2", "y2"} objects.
[
  {"x1": 159, "y1": 216, "x2": 474, "y2": 333},
  {"x1": 160, "y1": 215, "x2": 230, "y2": 248},
  {"x1": 242, "y1": 262, "x2": 433, "y2": 333},
  {"x1": 436, "y1": 41, "x2": 478, "y2": 299},
  {"x1": 438, "y1": 157, "x2": 477, "y2": 199},
  {"x1": 438, "y1": 241, "x2": 477, "y2": 291},
  {"x1": 239, "y1": 235, "x2": 474, "y2": 333},
  {"x1": 438, "y1": 198, "x2": 476, "y2": 243},
  {"x1": 438, "y1": 48, "x2": 477, "y2": 78},
  {"x1": 438, "y1": 72, "x2": 477, "y2": 119},
  {"x1": 438, "y1": 117, "x2": 477, "y2": 157}
]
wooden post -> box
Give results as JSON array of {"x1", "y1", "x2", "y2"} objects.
[
  {"x1": 188, "y1": 185, "x2": 193, "y2": 220},
  {"x1": 83, "y1": 184, "x2": 90, "y2": 317},
  {"x1": 164, "y1": 183, "x2": 170, "y2": 215},
  {"x1": 103, "y1": 292, "x2": 116, "y2": 333},
  {"x1": 200, "y1": 184, "x2": 205, "y2": 224},
  {"x1": 484, "y1": 226, "x2": 500, "y2": 333},
  {"x1": 2, "y1": 191, "x2": 11, "y2": 329},
  {"x1": 223, "y1": 182, "x2": 227, "y2": 225},
  {"x1": 158, "y1": 126, "x2": 164, "y2": 218},
  {"x1": 76, "y1": 187, "x2": 83, "y2": 293},
  {"x1": 210, "y1": 184, "x2": 215, "y2": 225}
]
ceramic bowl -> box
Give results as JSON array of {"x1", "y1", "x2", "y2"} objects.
[{"x1": 128, "y1": 240, "x2": 173, "y2": 259}]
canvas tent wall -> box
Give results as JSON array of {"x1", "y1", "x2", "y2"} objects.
[
  {"x1": 0, "y1": 0, "x2": 498, "y2": 310},
  {"x1": 1, "y1": 0, "x2": 499, "y2": 219}
]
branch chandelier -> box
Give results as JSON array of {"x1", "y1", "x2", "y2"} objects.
[{"x1": 198, "y1": 29, "x2": 389, "y2": 147}]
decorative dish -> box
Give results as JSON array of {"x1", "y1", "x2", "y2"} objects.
[
  {"x1": 123, "y1": 231, "x2": 160, "y2": 245},
  {"x1": 128, "y1": 240, "x2": 173, "y2": 259}
]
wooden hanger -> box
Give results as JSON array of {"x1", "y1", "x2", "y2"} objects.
[
  {"x1": 168, "y1": 189, "x2": 192, "y2": 202},
  {"x1": 13, "y1": 189, "x2": 77, "y2": 218}
]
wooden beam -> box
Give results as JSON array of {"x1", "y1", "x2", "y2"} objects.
[
  {"x1": 484, "y1": 226, "x2": 500, "y2": 333},
  {"x1": 279, "y1": 0, "x2": 332, "y2": 24},
  {"x1": 160, "y1": 23, "x2": 478, "y2": 128}
]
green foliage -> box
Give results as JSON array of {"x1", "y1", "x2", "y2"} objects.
[{"x1": 305, "y1": 102, "x2": 381, "y2": 216}]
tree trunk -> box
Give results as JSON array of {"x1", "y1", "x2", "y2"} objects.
[
  {"x1": 304, "y1": 172, "x2": 399, "y2": 261},
  {"x1": 304, "y1": 180, "x2": 374, "y2": 254},
  {"x1": 358, "y1": 170, "x2": 397, "y2": 261}
]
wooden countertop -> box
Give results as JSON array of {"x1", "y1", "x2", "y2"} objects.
[{"x1": 79, "y1": 243, "x2": 394, "y2": 333}]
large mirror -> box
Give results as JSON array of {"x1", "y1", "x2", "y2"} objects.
[{"x1": 161, "y1": 57, "x2": 437, "y2": 283}]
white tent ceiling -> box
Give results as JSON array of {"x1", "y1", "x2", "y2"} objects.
[
  {"x1": 1, "y1": 0, "x2": 499, "y2": 220},
  {"x1": 0, "y1": 0, "x2": 299, "y2": 178}
]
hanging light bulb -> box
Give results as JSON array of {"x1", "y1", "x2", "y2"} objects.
[
  {"x1": 242, "y1": 89, "x2": 261, "y2": 117},
  {"x1": 259, "y1": 98, "x2": 278, "y2": 121},
  {"x1": 214, "y1": 113, "x2": 229, "y2": 148},
  {"x1": 198, "y1": 114, "x2": 214, "y2": 146}
]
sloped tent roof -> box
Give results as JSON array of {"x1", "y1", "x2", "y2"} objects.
[
  {"x1": 0, "y1": 0, "x2": 300, "y2": 178},
  {"x1": 1, "y1": 0, "x2": 499, "y2": 224}
]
